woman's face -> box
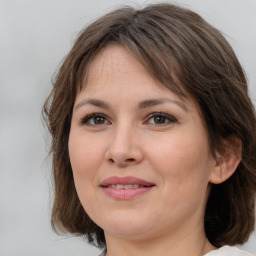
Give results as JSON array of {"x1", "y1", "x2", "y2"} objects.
[{"x1": 69, "y1": 45, "x2": 217, "y2": 241}]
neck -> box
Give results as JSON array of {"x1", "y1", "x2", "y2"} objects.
[{"x1": 104, "y1": 222, "x2": 216, "y2": 256}]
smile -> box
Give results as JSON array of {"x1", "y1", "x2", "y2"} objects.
[
  {"x1": 106, "y1": 184, "x2": 145, "y2": 189},
  {"x1": 100, "y1": 176, "x2": 155, "y2": 200}
]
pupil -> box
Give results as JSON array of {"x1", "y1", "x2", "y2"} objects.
[
  {"x1": 95, "y1": 117, "x2": 105, "y2": 124},
  {"x1": 154, "y1": 116, "x2": 165, "y2": 124}
]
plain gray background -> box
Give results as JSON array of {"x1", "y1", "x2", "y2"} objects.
[{"x1": 1, "y1": 0, "x2": 256, "y2": 255}]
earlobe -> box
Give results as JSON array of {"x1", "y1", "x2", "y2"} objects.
[{"x1": 209, "y1": 137, "x2": 242, "y2": 184}]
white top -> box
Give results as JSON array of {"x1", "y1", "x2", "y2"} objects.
[
  {"x1": 99, "y1": 246, "x2": 255, "y2": 256},
  {"x1": 204, "y1": 246, "x2": 255, "y2": 256}
]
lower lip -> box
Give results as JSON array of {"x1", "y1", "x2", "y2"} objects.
[{"x1": 101, "y1": 186, "x2": 154, "y2": 200}]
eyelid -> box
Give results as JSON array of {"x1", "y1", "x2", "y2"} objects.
[
  {"x1": 80, "y1": 112, "x2": 111, "y2": 126},
  {"x1": 79, "y1": 112, "x2": 177, "y2": 127},
  {"x1": 145, "y1": 112, "x2": 177, "y2": 125}
]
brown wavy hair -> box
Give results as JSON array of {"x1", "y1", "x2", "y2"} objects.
[{"x1": 43, "y1": 3, "x2": 256, "y2": 248}]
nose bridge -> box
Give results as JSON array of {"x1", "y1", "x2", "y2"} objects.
[
  {"x1": 111, "y1": 121, "x2": 135, "y2": 154},
  {"x1": 105, "y1": 120, "x2": 143, "y2": 166}
]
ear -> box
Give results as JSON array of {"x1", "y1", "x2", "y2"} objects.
[{"x1": 209, "y1": 136, "x2": 242, "y2": 184}]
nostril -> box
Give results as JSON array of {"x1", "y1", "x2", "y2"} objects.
[
  {"x1": 108, "y1": 159, "x2": 115, "y2": 163},
  {"x1": 126, "y1": 158, "x2": 135, "y2": 162}
]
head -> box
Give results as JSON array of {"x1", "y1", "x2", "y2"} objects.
[{"x1": 43, "y1": 3, "x2": 256, "y2": 248}]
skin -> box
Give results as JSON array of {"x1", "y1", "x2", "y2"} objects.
[{"x1": 69, "y1": 45, "x2": 238, "y2": 256}]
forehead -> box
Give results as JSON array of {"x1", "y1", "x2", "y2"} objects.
[
  {"x1": 80, "y1": 45, "x2": 196, "y2": 107},
  {"x1": 80, "y1": 45, "x2": 179, "y2": 104},
  {"x1": 75, "y1": 44, "x2": 206, "y2": 129},
  {"x1": 84, "y1": 44, "x2": 150, "y2": 90}
]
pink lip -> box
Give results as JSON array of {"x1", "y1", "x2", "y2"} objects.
[
  {"x1": 100, "y1": 176, "x2": 155, "y2": 187},
  {"x1": 100, "y1": 176, "x2": 155, "y2": 200}
]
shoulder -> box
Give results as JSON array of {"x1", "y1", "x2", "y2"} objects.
[
  {"x1": 98, "y1": 250, "x2": 106, "y2": 256},
  {"x1": 204, "y1": 246, "x2": 255, "y2": 256}
]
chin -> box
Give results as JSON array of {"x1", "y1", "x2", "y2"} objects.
[{"x1": 93, "y1": 208, "x2": 160, "y2": 239}]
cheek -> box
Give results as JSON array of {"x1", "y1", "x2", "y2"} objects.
[
  {"x1": 68, "y1": 133, "x2": 107, "y2": 209},
  {"x1": 147, "y1": 129, "x2": 212, "y2": 188},
  {"x1": 68, "y1": 133, "x2": 104, "y2": 178},
  {"x1": 68, "y1": 134, "x2": 105, "y2": 211}
]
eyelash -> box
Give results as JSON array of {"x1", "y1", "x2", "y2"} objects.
[
  {"x1": 81, "y1": 113, "x2": 110, "y2": 126},
  {"x1": 80, "y1": 112, "x2": 177, "y2": 127},
  {"x1": 146, "y1": 112, "x2": 177, "y2": 126}
]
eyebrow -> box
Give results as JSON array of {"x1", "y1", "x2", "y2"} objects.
[
  {"x1": 75, "y1": 99, "x2": 111, "y2": 110},
  {"x1": 74, "y1": 97, "x2": 188, "y2": 111},
  {"x1": 138, "y1": 98, "x2": 188, "y2": 111}
]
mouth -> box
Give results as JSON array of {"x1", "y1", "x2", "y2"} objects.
[
  {"x1": 104, "y1": 184, "x2": 149, "y2": 189},
  {"x1": 100, "y1": 176, "x2": 155, "y2": 200}
]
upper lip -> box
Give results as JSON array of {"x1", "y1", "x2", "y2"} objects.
[{"x1": 100, "y1": 176, "x2": 155, "y2": 187}]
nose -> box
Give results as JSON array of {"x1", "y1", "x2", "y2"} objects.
[{"x1": 105, "y1": 124, "x2": 144, "y2": 167}]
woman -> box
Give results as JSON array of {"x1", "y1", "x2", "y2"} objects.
[{"x1": 43, "y1": 3, "x2": 256, "y2": 256}]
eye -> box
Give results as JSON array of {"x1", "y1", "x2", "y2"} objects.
[
  {"x1": 146, "y1": 112, "x2": 177, "y2": 125},
  {"x1": 81, "y1": 113, "x2": 110, "y2": 126}
]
